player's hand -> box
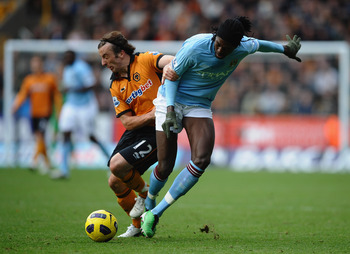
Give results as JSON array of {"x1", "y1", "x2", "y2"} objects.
[
  {"x1": 161, "y1": 64, "x2": 179, "y2": 85},
  {"x1": 162, "y1": 111, "x2": 178, "y2": 139},
  {"x1": 284, "y1": 35, "x2": 302, "y2": 62}
]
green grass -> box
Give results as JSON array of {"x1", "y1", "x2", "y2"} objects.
[{"x1": 0, "y1": 168, "x2": 349, "y2": 253}]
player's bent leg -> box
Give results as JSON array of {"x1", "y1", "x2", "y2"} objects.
[
  {"x1": 109, "y1": 177, "x2": 143, "y2": 237},
  {"x1": 89, "y1": 134, "x2": 110, "y2": 158},
  {"x1": 151, "y1": 161, "x2": 205, "y2": 218},
  {"x1": 122, "y1": 169, "x2": 148, "y2": 194},
  {"x1": 52, "y1": 132, "x2": 72, "y2": 179},
  {"x1": 109, "y1": 175, "x2": 138, "y2": 217},
  {"x1": 155, "y1": 130, "x2": 178, "y2": 179},
  {"x1": 110, "y1": 154, "x2": 148, "y2": 194},
  {"x1": 142, "y1": 161, "x2": 206, "y2": 237},
  {"x1": 145, "y1": 131, "x2": 177, "y2": 210},
  {"x1": 116, "y1": 188, "x2": 137, "y2": 215},
  {"x1": 145, "y1": 194, "x2": 156, "y2": 211},
  {"x1": 109, "y1": 153, "x2": 133, "y2": 179},
  {"x1": 145, "y1": 165, "x2": 168, "y2": 211},
  {"x1": 183, "y1": 117, "x2": 215, "y2": 170}
]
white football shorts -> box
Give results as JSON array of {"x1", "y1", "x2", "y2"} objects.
[
  {"x1": 153, "y1": 92, "x2": 212, "y2": 133},
  {"x1": 58, "y1": 99, "x2": 98, "y2": 135}
]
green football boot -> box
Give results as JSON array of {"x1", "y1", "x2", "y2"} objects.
[{"x1": 141, "y1": 211, "x2": 159, "y2": 238}]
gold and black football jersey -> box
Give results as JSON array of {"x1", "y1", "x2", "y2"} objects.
[
  {"x1": 13, "y1": 72, "x2": 61, "y2": 118},
  {"x1": 110, "y1": 52, "x2": 164, "y2": 124}
]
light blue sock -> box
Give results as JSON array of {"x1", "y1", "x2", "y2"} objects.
[
  {"x1": 145, "y1": 167, "x2": 168, "y2": 211},
  {"x1": 152, "y1": 161, "x2": 204, "y2": 217},
  {"x1": 60, "y1": 141, "x2": 72, "y2": 176}
]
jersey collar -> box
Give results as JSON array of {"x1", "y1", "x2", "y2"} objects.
[{"x1": 110, "y1": 54, "x2": 137, "y2": 82}]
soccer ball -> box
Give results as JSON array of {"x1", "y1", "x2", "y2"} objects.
[{"x1": 85, "y1": 210, "x2": 118, "y2": 242}]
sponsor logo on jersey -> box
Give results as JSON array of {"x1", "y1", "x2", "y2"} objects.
[
  {"x1": 126, "y1": 79, "x2": 153, "y2": 104},
  {"x1": 195, "y1": 69, "x2": 233, "y2": 79},
  {"x1": 113, "y1": 96, "x2": 120, "y2": 108}
]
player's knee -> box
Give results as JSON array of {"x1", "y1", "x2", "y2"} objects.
[
  {"x1": 107, "y1": 174, "x2": 116, "y2": 189},
  {"x1": 157, "y1": 160, "x2": 174, "y2": 180},
  {"x1": 158, "y1": 168, "x2": 173, "y2": 180},
  {"x1": 108, "y1": 174, "x2": 124, "y2": 193},
  {"x1": 109, "y1": 156, "x2": 123, "y2": 177},
  {"x1": 192, "y1": 156, "x2": 211, "y2": 170}
]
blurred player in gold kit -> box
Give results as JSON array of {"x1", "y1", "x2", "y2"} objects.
[{"x1": 12, "y1": 55, "x2": 62, "y2": 172}]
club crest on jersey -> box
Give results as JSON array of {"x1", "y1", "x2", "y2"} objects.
[
  {"x1": 113, "y1": 96, "x2": 120, "y2": 108},
  {"x1": 126, "y1": 79, "x2": 153, "y2": 104},
  {"x1": 133, "y1": 72, "x2": 141, "y2": 82}
]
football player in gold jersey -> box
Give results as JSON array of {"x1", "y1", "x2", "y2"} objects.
[
  {"x1": 12, "y1": 56, "x2": 62, "y2": 172},
  {"x1": 98, "y1": 31, "x2": 174, "y2": 237}
]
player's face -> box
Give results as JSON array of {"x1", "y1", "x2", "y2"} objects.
[
  {"x1": 214, "y1": 36, "x2": 236, "y2": 59},
  {"x1": 98, "y1": 43, "x2": 125, "y2": 74},
  {"x1": 63, "y1": 51, "x2": 75, "y2": 65},
  {"x1": 30, "y1": 56, "x2": 43, "y2": 73}
]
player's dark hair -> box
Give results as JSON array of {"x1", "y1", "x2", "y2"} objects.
[
  {"x1": 212, "y1": 17, "x2": 252, "y2": 47},
  {"x1": 98, "y1": 31, "x2": 135, "y2": 56}
]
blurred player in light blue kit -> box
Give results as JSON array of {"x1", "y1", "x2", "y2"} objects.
[
  {"x1": 141, "y1": 17, "x2": 301, "y2": 237},
  {"x1": 52, "y1": 50, "x2": 109, "y2": 179}
]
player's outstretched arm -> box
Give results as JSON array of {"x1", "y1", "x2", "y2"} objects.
[{"x1": 283, "y1": 35, "x2": 302, "y2": 62}]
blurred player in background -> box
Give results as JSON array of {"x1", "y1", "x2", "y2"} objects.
[
  {"x1": 97, "y1": 31, "x2": 173, "y2": 237},
  {"x1": 141, "y1": 17, "x2": 302, "y2": 237},
  {"x1": 51, "y1": 50, "x2": 110, "y2": 179},
  {"x1": 12, "y1": 55, "x2": 62, "y2": 173}
]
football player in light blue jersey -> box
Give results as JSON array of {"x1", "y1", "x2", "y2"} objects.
[
  {"x1": 141, "y1": 17, "x2": 301, "y2": 237},
  {"x1": 52, "y1": 50, "x2": 110, "y2": 179},
  {"x1": 62, "y1": 53, "x2": 96, "y2": 106},
  {"x1": 159, "y1": 33, "x2": 286, "y2": 108}
]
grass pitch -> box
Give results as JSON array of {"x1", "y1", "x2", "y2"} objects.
[{"x1": 0, "y1": 168, "x2": 349, "y2": 253}]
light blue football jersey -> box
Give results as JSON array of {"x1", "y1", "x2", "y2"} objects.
[
  {"x1": 62, "y1": 59, "x2": 96, "y2": 106},
  {"x1": 160, "y1": 33, "x2": 282, "y2": 108}
]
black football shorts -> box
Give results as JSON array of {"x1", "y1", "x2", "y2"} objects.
[
  {"x1": 107, "y1": 126, "x2": 157, "y2": 175},
  {"x1": 31, "y1": 117, "x2": 49, "y2": 133}
]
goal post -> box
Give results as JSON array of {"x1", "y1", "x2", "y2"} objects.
[
  {"x1": 3, "y1": 39, "x2": 183, "y2": 167},
  {"x1": 2, "y1": 39, "x2": 350, "y2": 167}
]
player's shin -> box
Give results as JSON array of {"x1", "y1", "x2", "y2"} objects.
[
  {"x1": 152, "y1": 161, "x2": 204, "y2": 217},
  {"x1": 116, "y1": 188, "x2": 137, "y2": 216},
  {"x1": 145, "y1": 166, "x2": 168, "y2": 210},
  {"x1": 122, "y1": 169, "x2": 148, "y2": 196},
  {"x1": 60, "y1": 140, "x2": 72, "y2": 175}
]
